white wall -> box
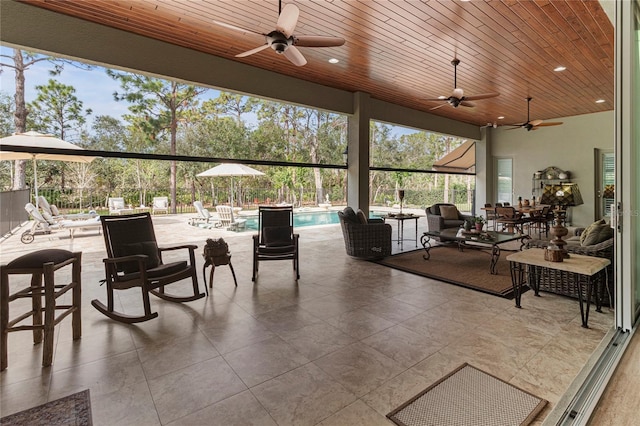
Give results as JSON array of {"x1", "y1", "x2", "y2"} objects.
[{"x1": 490, "y1": 111, "x2": 614, "y2": 227}]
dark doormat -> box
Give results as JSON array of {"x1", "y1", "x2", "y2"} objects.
[
  {"x1": 387, "y1": 363, "x2": 547, "y2": 426},
  {"x1": 0, "y1": 389, "x2": 92, "y2": 426},
  {"x1": 375, "y1": 245, "x2": 528, "y2": 298}
]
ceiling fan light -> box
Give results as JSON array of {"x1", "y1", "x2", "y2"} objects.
[{"x1": 452, "y1": 88, "x2": 464, "y2": 99}]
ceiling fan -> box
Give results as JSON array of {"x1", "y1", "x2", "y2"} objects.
[
  {"x1": 212, "y1": 0, "x2": 345, "y2": 67},
  {"x1": 424, "y1": 59, "x2": 500, "y2": 110},
  {"x1": 506, "y1": 97, "x2": 564, "y2": 131}
]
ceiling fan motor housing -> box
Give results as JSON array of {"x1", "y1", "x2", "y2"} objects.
[{"x1": 267, "y1": 32, "x2": 292, "y2": 53}]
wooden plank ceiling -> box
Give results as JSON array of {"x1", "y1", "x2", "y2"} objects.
[{"x1": 22, "y1": 0, "x2": 614, "y2": 128}]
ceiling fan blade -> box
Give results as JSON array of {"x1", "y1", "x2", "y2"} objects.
[
  {"x1": 529, "y1": 119, "x2": 544, "y2": 127},
  {"x1": 463, "y1": 92, "x2": 500, "y2": 101},
  {"x1": 236, "y1": 44, "x2": 270, "y2": 58},
  {"x1": 294, "y1": 35, "x2": 345, "y2": 47},
  {"x1": 536, "y1": 121, "x2": 563, "y2": 127},
  {"x1": 283, "y1": 45, "x2": 307, "y2": 66},
  {"x1": 276, "y1": 3, "x2": 300, "y2": 38},
  {"x1": 212, "y1": 20, "x2": 264, "y2": 37},
  {"x1": 430, "y1": 103, "x2": 449, "y2": 111},
  {"x1": 460, "y1": 100, "x2": 476, "y2": 108}
]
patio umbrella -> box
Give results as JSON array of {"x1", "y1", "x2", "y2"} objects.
[
  {"x1": 0, "y1": 131, "x2": 96, "y2": 206},
  {"x1": 197, "y1": 163, "x2": 265, "y2": 209}
]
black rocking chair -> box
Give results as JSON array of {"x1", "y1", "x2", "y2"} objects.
[
  {"x1": 252, "y1": 206, "x2": 300, "y2": 281},
  {"x1": 92, "y1": 212, "x2": 204, "y2": 323}
]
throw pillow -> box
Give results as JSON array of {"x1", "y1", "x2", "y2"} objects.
[
  {"x1": 439, "y1": 205, "x2": 459, "y2": 220},
  {"x1": 118, "y1": 241, "x2": 161, "y2": 273},
  {"x1": 581, "y1": 222, "x2": 613, "y2": 246},
  {"x1": 580, "y1": 219, "x2": 606, "y2": 245},
  {"x1": 356, "y1": 209, "x2": 368, "y2": 224},
  {"x1": 340, "y1": 207, "x2": 360, "y2": 224},
  {"x1": 263, "y1": 226, "x2": 292, "y2": 247}
]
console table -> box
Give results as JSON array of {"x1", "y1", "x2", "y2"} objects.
[{"x1": 506, "y1": 249, "x2": 610, "y2": 328}]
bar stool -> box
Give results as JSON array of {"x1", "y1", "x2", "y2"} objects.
[{"x1": 1, "y1": 249, "x2": 82, "y2": 371}]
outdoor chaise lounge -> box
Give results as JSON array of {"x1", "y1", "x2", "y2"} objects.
[{"x1": 22, "y1": 202, "x2": 101, "y2": 244}]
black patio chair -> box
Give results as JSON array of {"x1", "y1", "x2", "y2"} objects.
[
  {"x1": 252, "y1": 206, "x2": 299, "y2": 281},
  {"x1": 92, "y1": 212, "x2": 204, "y2": 323}
]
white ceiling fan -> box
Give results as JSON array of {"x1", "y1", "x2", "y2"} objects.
[
  {"x1": 424, "y1": 59, "x2": 500, "y2": 110},
  {"x1": 212, "y1": 0, "x2": 345, "y2": 66}
]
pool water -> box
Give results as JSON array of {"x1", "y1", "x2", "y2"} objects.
[{"x1": 243, "y1": 210, "x2": 341, "y2": 230}]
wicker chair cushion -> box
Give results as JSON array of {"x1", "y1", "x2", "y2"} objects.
[
  {"x1": 263, "y1": 226, "x2": 292, "y2": 247},
  {"x1": 440, "y1": 205, "x2": 459, "y2": 220},
  {"x1": 580, "y1": 219, "x2": 612, "y2": 246},
  {"x1": 356, "y1": 209, "x2": 368, "y2": 224}
]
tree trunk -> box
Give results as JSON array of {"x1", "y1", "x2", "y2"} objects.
[{"x1": 12, "y1": 49, "x2": 28, "y2": 190}]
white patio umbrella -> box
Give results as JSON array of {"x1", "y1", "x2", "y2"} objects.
[
  {"x1": 197, "y1": 163, "x2": 265, "y2": 209},
  {"x1": 0, "y1": 131, "x2": 96, "y2": 206}
]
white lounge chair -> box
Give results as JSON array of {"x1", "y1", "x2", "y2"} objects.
[
  {"x1": 108, "y1": 197, "x2": 134, "y2": 215},
  {"x1": 190, "y1": 201, "x2": 221, "y2": 228},
  {"x1": 152, "y1": 196, "x2": 169, "y2": 214},
  {"x1": 215, "y1": 205, "x2": 247, "y2": 231},
  {"x1": 22, "y1": 202, "x2": 101, "y2": 244}
]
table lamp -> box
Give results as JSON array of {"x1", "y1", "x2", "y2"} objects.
[{"x1": 548, "y1": 183, "x2": 583, "y2": 258}]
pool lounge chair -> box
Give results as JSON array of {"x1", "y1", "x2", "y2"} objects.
[
  {"x1": 190, "y1": 201, "x2": 221, "y2": 228},
  {"x1": 22, "y1": 202, "x2": 101, "y2": 244},
  {"x1": 108, "y1": 197, "x2": 134, "y2": 215},
  {"x1": 152, "y1": 196, "x2": 169, "y2": 214},
  {"x1": 215, "y1": 205, "x2": 247, "y2": 231}
]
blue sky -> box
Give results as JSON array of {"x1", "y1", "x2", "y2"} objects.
[{"x1": 1, "y1": 46, "x2": 418, "y2": 137}]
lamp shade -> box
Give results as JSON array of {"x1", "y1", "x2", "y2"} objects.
[{"x1": 541, "y1": 183, "x2": 583, "y2": 206}]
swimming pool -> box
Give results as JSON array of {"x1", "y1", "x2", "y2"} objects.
[
  {"x1": 243, "y1": 210, "x2": 341, "y2": 230},
  {"x1": 242, "y1": 209, "x2": 386, "y2": 230}
]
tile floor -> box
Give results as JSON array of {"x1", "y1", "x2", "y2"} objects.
[{"x1": 0, "y1": 211, "x2": 615, "y2": 425}]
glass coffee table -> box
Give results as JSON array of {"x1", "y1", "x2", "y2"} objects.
[{"x1": 421, "y1": 228, "x2": 529, "y2": 275}]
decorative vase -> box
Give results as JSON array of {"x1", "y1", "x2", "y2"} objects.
[
  {"x1": 475, "y1": 223, "x2": 483, "y2": 232},
  {"x1": 397, "y1": 190, "x2": 405, "y2": 214}
]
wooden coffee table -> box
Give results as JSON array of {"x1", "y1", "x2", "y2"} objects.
[{"x1": 421, "y1": 228, "x2": 528, "y2": 275}]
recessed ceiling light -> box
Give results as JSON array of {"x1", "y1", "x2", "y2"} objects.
[
  {"x1": 497, "y1": 116, "x2": 505, "y2": 120},
  {"x1": 595, "y1": 99, "x2": 606, "y2": 103},
  {"x1": 328, "y1": 58, "x2": 339, "y2": 64},
  {"x1": 437, "y1": 96, "x2": 446, "y2": 100},
  {"x1": 554, "y1": 66, "x2": 567, "y2": 72}
]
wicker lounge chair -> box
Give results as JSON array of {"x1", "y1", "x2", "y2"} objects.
[{"x1": 338, "y1": 207, "x2": 392, "y2": 259}]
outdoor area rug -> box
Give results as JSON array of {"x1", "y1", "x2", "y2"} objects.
[
  {"x1": 376, "y1": 245, "x2": 527, "y2": 298},
  {"x1": 0, "y1": 389, "x2": 92, "y2": 426},
  {"x1": 387, "y1": 363, "x2": 547, "y2": 426}
]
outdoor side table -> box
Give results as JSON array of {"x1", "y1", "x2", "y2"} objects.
[
  {"x1": 506, "y1": 249, "x2": 610, "y2": 328},
  {"x1": 382, "y1": 214, "x2": 419, "y2": 250},
  {"x1": 202, "y1": 239, "x2": 238, "y2": 295},
  {"x1": 1, "y1": 249, "x2": 82, "y2": 371}
]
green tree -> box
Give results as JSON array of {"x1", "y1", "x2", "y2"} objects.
[
  {"x1": 107, "y1": 70, "x2": 206, "y2": 213},
  {"x1": 0, "y1": 50, "x2": 54, "y2": 189},
  {"x1": 29, "y1": 79, "x2": 92, "y2": 141}
]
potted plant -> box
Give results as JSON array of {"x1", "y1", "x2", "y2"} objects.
[{"x1": 474, "y1": 216, "x2": 485, "y2": 231}]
